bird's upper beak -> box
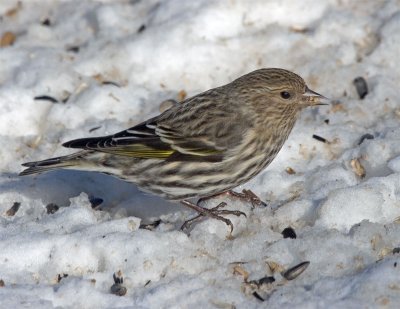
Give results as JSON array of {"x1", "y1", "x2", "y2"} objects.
[{"x1": 302, "y1": 86, "x2": 330, "y2": 106}]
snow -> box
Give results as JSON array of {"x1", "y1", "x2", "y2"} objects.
[{"x1": 1, "y1": 0, "x2": 400, "y2": 308}]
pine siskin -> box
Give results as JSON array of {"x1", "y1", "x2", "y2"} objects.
[{"x1": 20, "y1": 68, "x2": 327, "y2": 231}]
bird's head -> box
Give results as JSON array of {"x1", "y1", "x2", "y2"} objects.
[{"x1": 234, "y1": 68, "x2": 329, "y2": 110}]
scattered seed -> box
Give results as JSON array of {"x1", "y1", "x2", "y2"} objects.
[
  {"x1": 353, "y1": 77, "x2": 368, "y2": 99},
  {"x1": 57, "y1": 273, "x2": 68, "y2": 283},
  {"x1": 282, "y1": 261, "x2": 310, "y2": 280},
  {"x1": 267, "y1": 261, "x2": 285, "y2": 274},
  {"x1": 89, "y1": 196, "x2": 103, "y2": 209},
  {"x1": 249, "y1": 276, "x2": 275, "y2": 286},
  {"x1": 393, "y1": 248, "x2": 400, "y2": 254},
  {"x1": 137, "y1": 24, "x2": 146, "y2": 33},
  {"x1": 66, "y1": 46, "x2": 80, "y2": 53},
  {"x1": 0, "y1": 279, "x2": 4, "y2": 287},
  {"x1": 177, "y1": 90, "x2": 187, "y2": 101},
  {"x1": 229, "y1": 261, "x2": 248, "y2": 265},
  {"x1": 241, "y1": 273, "x2": 277, "y2": 301},
  {"x1": 102, "y1": 81, "x2": 121, "y2": 87},
  {"x1": 113, "y1": 271, "x2": 123, "y2": 284},
  {"x1": 252, "y1": 291, "x2": 265, "y2": 301},
  {"x1": 91, "y1": 74, "x2": 122, "y2": 88},
  {"x1": 358, "y1": 133, "x2": 374, "y2": 145},
  {"x1": 34, "y1": 95, "x2": 58, "y2": 103},
  {"x1": 312, "y1": 134, "x2": 327, "y2": 143},
  {"x1": 289, "y1": 26, "x2": 309, "y2": 33},
  {"x1": 350, "y1": 158, "x2": 366, "y2": 178},
  {"x1": 232, "y1": 265, "x2": 249, "y2": 282},
  {"x1": 89, "y1": 126, "x2": 102, "y2": 133},
  {"x1": 144, "y1": 280, "x2": 151, "y2": 287},
  {"x1": 46, "y1": 203, "x2": 59, "y2": 214},
  {"x1": 41, "y1": 18, "x2": 51, "y2": 26},
  {"x1": 6, "y1": 202, "x2": 20, "y2": 216},
  {"x1": 285, "y1": 167, "x2": 296, "y2": 175},
  {"x1": 61, "y1": 91, "x2": 71, "y2": 103},
  {"x1": 0, "y1": 31, "x2": 16, "y2": 47},
  {"x1": 111, "y1": 271, "x2": 127, "y2": 296},
  {"x1": 282, "y1": 227, "x2": 297, "y2": 239},
  {"x1": 259, "y1": 276, "x2": 275, "y2": 284},
  {"x1": 139, "y1": 219, "x2": 161, "y2": 231}
]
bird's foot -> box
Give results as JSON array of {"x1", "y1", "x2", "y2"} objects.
[
  {"x1": 224, "y1": 189, "x2": 267, "y2": 208},
  {"x1": 197, "y1": 189, "x2": 266, "y2": 208},
  {"x1": 180, "y1": 200, "x2": 246, "y2": 235}
]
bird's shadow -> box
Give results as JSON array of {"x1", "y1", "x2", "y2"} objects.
[{"x1": 0, "y1": 170, "x2": 181, "y2": 222}]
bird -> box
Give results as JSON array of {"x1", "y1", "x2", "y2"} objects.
[{"x1": 20, "y1": 68, "x2": 327, "y2": 232}]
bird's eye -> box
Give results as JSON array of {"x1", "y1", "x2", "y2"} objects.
[{"x1": 280, "y1": 91, "x2": 291, "y2": 99}]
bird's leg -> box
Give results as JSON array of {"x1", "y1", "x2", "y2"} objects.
[
  {"x1": 180, "y1": 200, "x2": 246, "y2": 234},
  {"x1": 180, "y1": 189, "x2": 264, "y2": 233},
  {"x1": 198, "y1": 189, "x2": 266, "y2": 208}
]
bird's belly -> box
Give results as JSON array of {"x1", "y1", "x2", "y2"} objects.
[{"x1": 120, "y1": 153, "x2": 275, "y2": 200}]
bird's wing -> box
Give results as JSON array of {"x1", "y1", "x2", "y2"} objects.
[
  {"x1": 63, "y1": 123, "x2": 169, "y2": 158},
  {"x1": 63, "y1": 120, "x2": 223, "y2": 161},
  {"x1": 63, "y1": 90, "x2": 248, "y2": 161}
]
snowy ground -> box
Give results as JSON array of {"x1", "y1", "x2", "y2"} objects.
[{"x1": 1, "y1": 0, "x2": 400, "y2": 308}]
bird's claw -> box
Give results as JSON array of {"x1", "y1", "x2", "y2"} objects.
[
  {"x1": 225, "y1": 189, "x2": 267, "y2": 208},
  {"x1": 180, "y1": 201, "x2": 246, "y2": 235}
]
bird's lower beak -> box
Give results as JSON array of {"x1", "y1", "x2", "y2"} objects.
[{"x1": 303, "y1": 87, "x2": 330, "y2": 106}]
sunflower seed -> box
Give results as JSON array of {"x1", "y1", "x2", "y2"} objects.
[{"x1": 282, "y1": 261, "x2": 310, "y2": 280}]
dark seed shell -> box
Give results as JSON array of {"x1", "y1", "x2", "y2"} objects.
[
  {"x1": 252, "y1": 291, "x2": 265, "y2": 301},
  {"x1": 282, "y1": 261, "x2": 310, "y2": 280},
  {"x1": 6, "y1": 202, "x2": 20, "y2": 216},
  {"x1": 34, "y1": 95, "x2": 58, "y2": 103},
  {"x1": 353, "y1": 77, "x2": 368, "y2": 99},
  {"x1": 46, "y1": 203, "x2": 59, "y2": 214},
  {"x1": 312, "y1": 134, "x2": 327, "y2": 143},
  {"x1": 358, "y1": 133, "x2": 374, "y2": 145},
  {"x1": 282, "y1": 227, "x2": 297, "y2": 239},
  {"x1": 110, "y1": 284, "x2": 127, "y2": 296}
]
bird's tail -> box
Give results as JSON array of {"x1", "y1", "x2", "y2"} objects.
[{"x1": 19, "y1": 151, "x2": 87, "y2": 176}]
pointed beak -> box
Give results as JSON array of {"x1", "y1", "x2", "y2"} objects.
[{"x1": 303, "y1": 86, "x2": 330, "y2": 106}]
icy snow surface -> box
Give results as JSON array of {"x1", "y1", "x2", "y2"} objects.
[{"x1": 1, "y1": 0, "x2": 400, "y2": 308}]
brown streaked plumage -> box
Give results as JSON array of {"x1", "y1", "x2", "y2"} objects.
[{"x1": 20, "y1": 68, "x2": 327, "y2": 232}]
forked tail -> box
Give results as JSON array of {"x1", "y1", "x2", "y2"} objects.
[{"x1": 19, "y1": 151, "x2": 87, "y2": 176}]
